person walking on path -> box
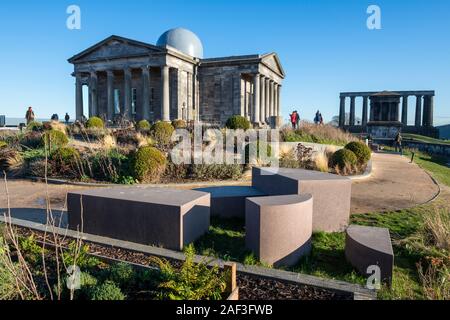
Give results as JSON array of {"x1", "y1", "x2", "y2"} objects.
[
  {"x1": 394, "y1": 131, "x2": 403, "y2": 155},
  {"x1": 25, "y1": 106, "x2": 35, "y2": 125},
  {"x1": 290, "y1": 111, "x2": 298, "y2": 129},
  {"x1": 295, "y1": 110, "x2": 300, "y2": 128},
  {"x1": 314, "y1": 110, "x2": 320, "y2": 125},
  {"x1": 65, "y1": 113, "x2": 70, "y2": 124}
]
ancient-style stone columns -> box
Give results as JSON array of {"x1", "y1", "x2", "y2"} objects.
[
  {"x1": 269, "y1": 81, "x2": 275, "y2": 117},
  {"x1": 401, "y1": 95, "x2": 408, "y2": 125},
  {"x1": 274, "y1": 84, "x2": 279, "y2": 117},
  {"x1": 415, "y1": 95, "x2": 422, "y2": 127},
  {"x1": 75, "y1": 73, "x2": 83, "y2": 121},
  {"x1": 106, "y1": 70, "x2": 114, "y2": 120},
  {"x1": 89, "y1": 71, "x2": 98, "y2": 118},
  {"x1": 349, "y1": 96, "x2": 356, "y2": 126},
  {"x1": 339, "y1": 96, "x2": 346, "y2": 127},
  {"x1": 277, "y1": 84, "x2": 281, "y2": 117},
  {"x1": 422, "y1": 96, "x2": 429, "y2": 127},
  {"x1": 141, "y1": 66, "x2": 150, "y2": 121},
  {"x1": 253, "y1": 74, "x2": 260, "y2": 124},
  {"x1": 428, "y1": 95, "x2": 434, "y2": 127},
  {"x1": 362, "y1": 96, "x2": 368, "y2": 127},
  {"x1": 161, "y1": 65, "x2": 170, "y2": 122},
  {"x1": 124, "y1": 68, "x2": 132, "y2": 118},
  {"x1": 260, "y1": 76, "x2": 266, "y2": 123},
  {"x1": 265, "y1": 78, "x2": 270, "y2": 122}
]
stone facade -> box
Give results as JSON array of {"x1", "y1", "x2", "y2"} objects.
[{"x1": 69, "y1": 35, "x2": 285, "y2": 127}]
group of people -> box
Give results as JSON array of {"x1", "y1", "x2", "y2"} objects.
[
  {"x1": 25, "y1": 106, "x2": 71, "y2": 125},
  {"x1": 289, "y1": 109, "x2": 324, "y2": 129}
]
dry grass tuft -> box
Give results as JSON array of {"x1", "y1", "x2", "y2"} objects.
[
  {"x1": 424, "y1": 209, "x2": 450, "y2": 251},
  {"x1": 314, "y1": 152, "x2": 329, "y2": 172}
]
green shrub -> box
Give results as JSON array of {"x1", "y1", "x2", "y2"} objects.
[
  {"x1": 132, "y1": 146, "x2": 167, "y2": 183},
  {"x1": 50, "y1": 146, "x2": 80, "y2": 164},
  {"x1": 0, "y1": 141, "x2": 6, "y2": 149},
  {"x1": 86, "y1": 117, "x2": 104, "y2": 129},
  {"x1": 331, "y1": 148, "x2": 357, "y2": 169},
  {"x1": 107, "y1": 262, "x2": 136, "y2": 290},
  {"x1": 0, "y1": 237, "x2": 21, "y2": 300},
  {"x1": 136, "y1": 120, "x2": 151, "y2": 131},
  {"x1": 225, "y1": 115, "x2": 251, "y2": 130},
  {"x1": 62, "y1": 242, "x2": 100, "y2": 269},
  {"x1": 191, "y1": 164, "x2": 243, "y2": 181},
  {"x1": 345, "y1": 141, "x2": 371, "y2": 165},
  {"x1": 150, "y1": 122, "x2": 175, "y2": 147},
  {"x1": 41, "y1": 130, "x2": 69, "y2": 150},
  {"x1": 172, "y1": 119, "x2": 187, "y2": 129},
  {"x1": 89, "y1": 281, "x2": 125, "y2": 300},
  {"x1": 27, "y1": 121, "x2": 43, "y2": 132},
  {"x1": 152, "y1": 245, "x2": 227, "y2": 300},
  {"x1": 89, "y1": 149, "x2": 131, "y2": 183}
]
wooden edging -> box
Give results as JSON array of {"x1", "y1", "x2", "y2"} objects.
[{"x1": 0, "y1": 216, "x2": 376, "y2": 300}]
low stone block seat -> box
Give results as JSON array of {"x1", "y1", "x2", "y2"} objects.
[
  {"x1": 245, "y1": 194, "x2": 313, "y2": 267},
  {"x1": 252, "y1": 167, "x2": 351, "y2": 232},
  {"x1": 194, "y1": 186, "x2": 266, "y2": 219},
  {"x1": 68, "y1": 187, "x2": 210, "y2": 251},
  {"x1": 345, "y1": 225, "x2": 394, "y2": 285}
]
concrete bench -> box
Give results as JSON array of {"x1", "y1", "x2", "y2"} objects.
[
  {"x1": 68, "y1": 187, "x2": 210, "y2": 251},
  {"x1": 194, "y1": 186, "x2": 266, "y2": 219},
  {"x1": 245, "y1": 194, "x2": 313, "y2": 267},
  {"x1": 252, "y1": 167, "x2": 351, "y2": 232},
  {"x1": 345, "y1": 225, "x2": 394, "y2": 285}
]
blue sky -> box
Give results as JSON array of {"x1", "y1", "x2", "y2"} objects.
[{"x1": 0, "y1": 0, "x2": 449, "y2": 125}]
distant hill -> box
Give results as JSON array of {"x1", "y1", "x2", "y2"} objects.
[{"x1": 437, "y1": 124, "x2": 450, "y2": 140}]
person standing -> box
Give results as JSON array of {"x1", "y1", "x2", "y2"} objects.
[
  {"x1": 319, "y1": 112, "x2": 324, "y2": 125},
  {"x1": 25, "y1": 106, "x2": 35, "y2": 125},
  {"x1": 295, "y1": 110, "x2": 300, "y2": 129},
  {"x1": 65, "y1": 113, "x2": 70, "y2": 124},
  {"x1": 290, "y1": 111, "x2": 298, "y2": 129},
  {"x1": 394, "y1": 131, "x2": 403, "y2": 155}
]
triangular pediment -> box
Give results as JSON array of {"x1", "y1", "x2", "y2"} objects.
[
  {"x1": 261, "y1": 53, "x2": 285, "y2": 77},
  {"x1": 68, "y1": 35, "x2": 163, "y2": 63}
]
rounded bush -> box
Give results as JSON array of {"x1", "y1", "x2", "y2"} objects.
[
  {"x1": 331, "y1": 148, "x2": 357, "y2": 169},
  {"x1": 108, "y1": 262, "x2": 135, "y2": 289},
  {"x1": 171, "y1": 119, "x2": 187, "y2": 129},
  {"x1": 345, "y1": 141, "x2": 371, "y2": 165},
  {"x1": 132, "y1": 146, "x2": 167, "y2": 183},
  {"x1": 27, "y1": 121, "x2": 43, "y2": 132},
  {"x1": 225, "y1": 115, "x2": 251, "y2": 130},
  {"x1": 89, "y1": 281, "x2": 125, "y2": 300},
  {"x1": 86, "y1": 117, "x2": 104, "y2": 129},
  {"x1": 150, "y1": 122, "x2": 175, "y2": 147},
  {"x1": 50, "y1": 146, "x2": 80, "y2": 164},
  {"x1": 136, "y1": 120, "x2": 151, "y2": 131},
  {"x1": 41, "y1": 130, "x2": 69, "y2": 149}
]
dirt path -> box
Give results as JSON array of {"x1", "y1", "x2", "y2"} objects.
[{"x1": 351, "y1": 152, "x2": 439, "y2": 214}]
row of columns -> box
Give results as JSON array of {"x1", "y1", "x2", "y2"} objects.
[
  {"x1": 253, "y1": 74, "x2": 281, "y2": 125},
  {"x1": 339, "y1": 94, "x2": 434, "y2": 127},
  {"x1": 76, "y1": 65, "x2": 172, "y2": 122}
]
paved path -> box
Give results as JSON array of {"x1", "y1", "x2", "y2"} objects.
[{"x1": 0, "y1": 152, "x2": 440, "y2": 225}]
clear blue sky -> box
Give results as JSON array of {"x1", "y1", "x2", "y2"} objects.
[{"x1": 1, "y1": 0, "x2": 449, "y2": 125}]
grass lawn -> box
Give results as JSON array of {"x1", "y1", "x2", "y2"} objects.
[
  {"x1": 403, "y1": 133, "x2": 450, "y2": 145},
  {"x1": 194, "y1": 152, "x2": 450, "y2": 300}
]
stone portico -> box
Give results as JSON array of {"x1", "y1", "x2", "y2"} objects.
[{"x1": 68, "y1": 29, "x2": 285, "y2": 127}]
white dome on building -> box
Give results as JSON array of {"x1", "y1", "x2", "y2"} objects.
[{"x1": 156, "y1": 28, "x2": 204, "y2": 58}]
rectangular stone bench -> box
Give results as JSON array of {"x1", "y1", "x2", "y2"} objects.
[
  {"x1": 194, "y1": 186, "x2": 266, "y2": 219},
  {"x1": 252, "y1": 167, "x2": 351, "y2": 232},
  {"x1": 245, "y1": 194, "x2": 313, "y2": 267},
  {"x1": 68, "y1": 187, "x2": 210, "y2": 251}
]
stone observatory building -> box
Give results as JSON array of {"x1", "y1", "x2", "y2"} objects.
[{"x1": 68, "y1": 28, "x2": 285, "y2": 127}]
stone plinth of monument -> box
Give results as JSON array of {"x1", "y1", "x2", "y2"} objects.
[
  {"x1": 252, "y1": 167, "x2": 351, "y2": 232},
  {"x1": 194, "y1": 186, "x2": 266, "y2": 219},
  {"x1": 345, "y1": 225, "x2": 394, "y2": 285},
  {"x1": 245, "y1": 194, "x2": 313, "y2": 267},
  {"x1": 68, "y1": 187, "x2": 210, "y2": 251}
]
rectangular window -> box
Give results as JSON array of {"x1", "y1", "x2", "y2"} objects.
[
  {"x1": 131, "y1": 88, "x2": 137, "y2": 114},
  {"x1": 114, "y1": 89, "x2": 121, "y2": 114}
]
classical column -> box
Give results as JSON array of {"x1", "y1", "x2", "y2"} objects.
[
  {"x1": 274, "y1": 84, "x2": 278, "y2": 117},
  {"x1": 277, "y1": 84, "x2": 281, "y2": 117},
  {"x1": 88, "y1": 71, "x2": 98, "y2": 118},
  {"x1": 362, "y1": 96, "x2": 368, "y2": 127},
  {"x1": 339, "y1": 96, "x2": 346, "y2": 127},
  {"x1": 415, "y1": 95, "x2": 422, "y2": 127},
  {"x1": 253, "y1": 74, "x2": 260, "y2": 124},
  {"x1": 269, "y1": 81, "x2": 275, "y2": 117},
  {"x1": 422, "y1": 96, "x2": 429, "y2": 127},
  {"x1": 124, "y1": 68, "x2": 132, "y2": 118},
  {"x1": 260, "y1": 76, "x2": 266, "y2": 123},
  {"x1": 161, "y1": 65, "x2": 170, "y2": 122},
  {"x1": 106, "y1": 71, "x2": 114, "y2": 121},
  {"x1": 264, "y1": 78, "x2": 270, "y2": 122},
  {"x1": 141, "y1": 66, "x2": 150, "y2": 120},
  {"x1": 401, "y1": 95, "x2": 408, "y2": 125},
  {"x1": 75, "y1": 73, "x2": 84, "y2": 121},
  {"x1": 349, "y1": 96, "x2": 356, "y2": 126},
  {"x1": 428, "y1": 95, "x2": 434, "y2": 127}
]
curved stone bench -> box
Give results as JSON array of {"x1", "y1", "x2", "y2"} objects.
[
  {"x1": 245, "y1": 194, "x2": 313, "y2": 267},
  {"x1": 68, "y1": 187, "x2": 210, "y2": 251},
  {"x1": 194, "y1": 186, "x2": 266, "y2": 219},
  {"x1": 252, "y1": 167, "x2": 351, "y2": 232},
  {"x1": 345, "y1": 225, "x2": 394, "y2": 285}
]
